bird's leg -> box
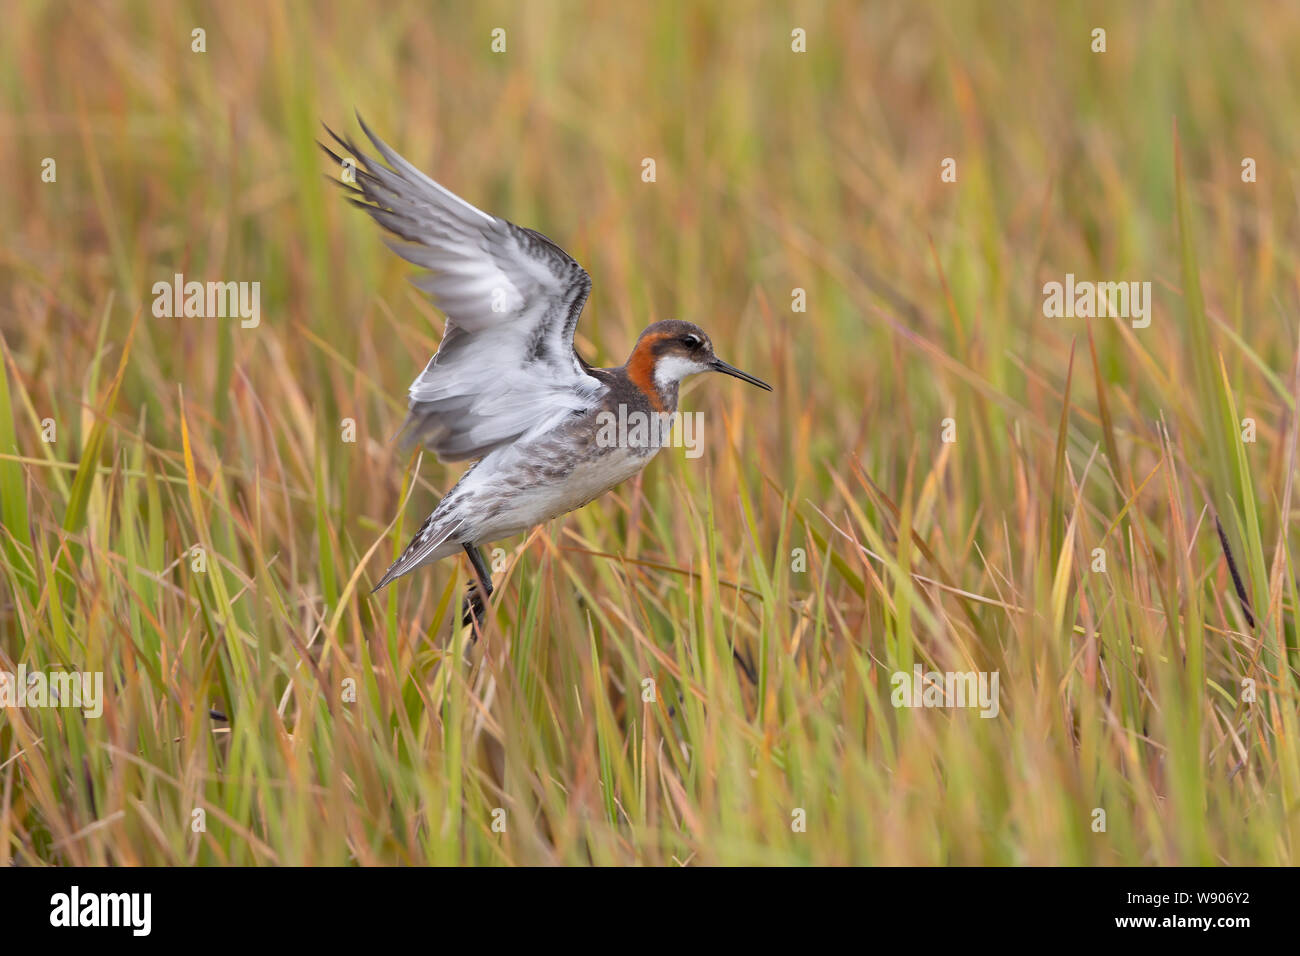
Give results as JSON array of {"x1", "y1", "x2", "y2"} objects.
[{"x1": 460, "y1": 543, "x2": 495, "y2": 635}]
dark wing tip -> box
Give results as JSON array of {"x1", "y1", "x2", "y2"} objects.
[
  {"x1": 322, "y1": 120, "x2": 357, "y2": 155},
  {"x1": 354, "y1": 110, "x2": 380, "y2": 149},
  {"x1": 318, "y1": 125, "x2": 386, "y2": 193}
]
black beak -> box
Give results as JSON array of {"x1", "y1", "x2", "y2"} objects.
[{"x1": 710, "y1": 357, "x2": 773, "y2": 391}]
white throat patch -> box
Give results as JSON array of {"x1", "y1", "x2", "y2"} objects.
[{"x1": 654, "y1": 355, "x2": 710, "y2": 390}]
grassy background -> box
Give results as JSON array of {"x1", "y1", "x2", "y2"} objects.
[{"x1": 2, "y1": 0, "x2": 1299, "y2": 865}]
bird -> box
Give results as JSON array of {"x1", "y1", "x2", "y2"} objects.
[{"x1": 322, "y1": 117, "x2": 772, "y2": 629}]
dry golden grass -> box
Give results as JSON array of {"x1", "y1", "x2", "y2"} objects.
[{"x1": 1, "y1": 1, "x2": 1298, "y2": 864}]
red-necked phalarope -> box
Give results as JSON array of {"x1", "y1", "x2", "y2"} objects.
[{"x1": 323, "y1": 118, "x2": 772, "y2": 628}]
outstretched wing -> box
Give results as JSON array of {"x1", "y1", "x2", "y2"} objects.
[{"x1": 323, "y1": 117, "x2": 605, "y2": 461}]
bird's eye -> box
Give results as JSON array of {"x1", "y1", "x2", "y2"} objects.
[{"x1": 682, "y1": 334, "x2": 701, "y2": 349}]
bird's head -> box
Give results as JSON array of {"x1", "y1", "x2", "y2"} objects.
[{"x1": 627, "y1": 320, "x2": 772, "y2": 405}]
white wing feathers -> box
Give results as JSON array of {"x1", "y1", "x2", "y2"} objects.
[{"x1": 325, "y1": 117, "x2": 605, "y2": 461}]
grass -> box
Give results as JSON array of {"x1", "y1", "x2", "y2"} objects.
[{"x1": 1, "y1": 0, "x2": 1299, "y2": 865}]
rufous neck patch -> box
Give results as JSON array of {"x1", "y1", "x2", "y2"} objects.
[{"x1": 626, "y1": 333, "x2": 669, "y2": 412}]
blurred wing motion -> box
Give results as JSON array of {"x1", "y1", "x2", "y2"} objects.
[{"x1": 322, "y1": 116, "x2": 604, "y2": 461}]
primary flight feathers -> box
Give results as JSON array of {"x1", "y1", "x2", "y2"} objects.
[{"x1": 320, "y1": 116, "x2": 604, "y2": 462}]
